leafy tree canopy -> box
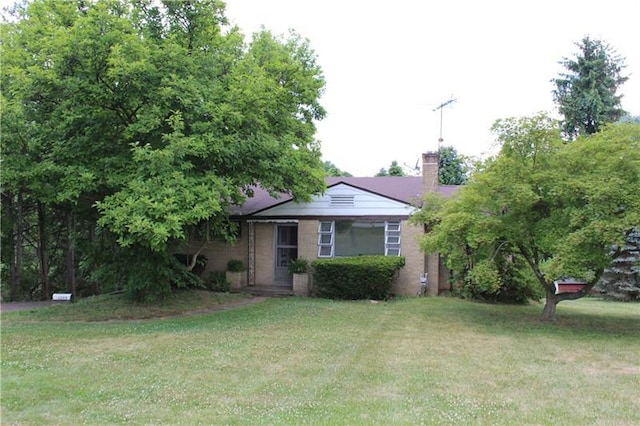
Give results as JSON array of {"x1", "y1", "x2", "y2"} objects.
[
  {"x1": 552, "y1": 36, "x2": 628, "y2": 138},
  {"x1": 412, "y1": 114, "x2": 640, "y2": 319},
  {"x1": 1, "y1": 0, "x2": 327, "y2": 300}
]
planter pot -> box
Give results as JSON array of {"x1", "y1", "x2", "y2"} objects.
[
  {"x1": 226, "y1": 271, "x2": 245, "y2": 289},
  {"x1": 293, "y1": 273, "x2": 310, "y2": 296}
]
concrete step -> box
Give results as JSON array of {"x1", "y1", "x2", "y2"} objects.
[{"x1": 233, "y1": 285, "x2": 294, "y2": 297}]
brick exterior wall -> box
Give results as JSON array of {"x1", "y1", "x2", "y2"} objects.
[
  {"x1": 186, "y1": 221, "x2": 317, "y2": 288},
  {"x1": 185, "y1": 217, "x2": 448, "y2": 295},
  {"x1": 181, "y1": 222, "x2": 247, "y2": 274},
  {"x1": 394, "y1": 220, "x2": 425, "y2": 296},
  {"x1": 297, "y1": 220, "x2": 319, "y2": 262}
]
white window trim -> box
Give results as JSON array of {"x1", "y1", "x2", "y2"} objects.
[
  {"x1": 317, "y1": 220, "x2": 402, "y2": 257},
  {"x1": 318, "y1": 221, "x2": 334, "y2": 257},
  {"x1": 385, "y1": 221, "x2": 402, "y2": 256}
]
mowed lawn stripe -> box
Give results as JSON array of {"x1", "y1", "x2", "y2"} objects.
[{"x1": 1, "y1": 296, "x2": 638, "y2": 425}]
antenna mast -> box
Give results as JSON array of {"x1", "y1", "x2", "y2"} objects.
[{"x1": 432, "y1": 97, "x2": 457, "y2": 149}]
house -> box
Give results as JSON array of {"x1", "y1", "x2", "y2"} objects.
[{"x1": 185, "y1": 152, "x2": 458, "y2": 297}]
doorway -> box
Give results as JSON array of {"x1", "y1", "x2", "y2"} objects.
[{"x1": 274, "y1": 225, "x2": 298, "y2": 285}]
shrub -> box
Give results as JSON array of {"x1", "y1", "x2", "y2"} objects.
[
  {"x1": 226, "y1": 259, "x2": 245, "y2": 272},
  {"x1": 288, "y1": 258, "x2": 310, "y2": 274},
  {"x1": 206, "y1": 271, "x2": 230, "y2": 292},
  {"x1": 312, "y1": 256, "x2": 405, "y2": 300},
  {"x1": 91, "y1": 245, "x2": 202, "y2": 302},
  {"x1": 452, "y1": 257, "x2": 543, "y2": 304},
  {"x1": 173, "y1": 253, "x2": 208, "y2": 277}
]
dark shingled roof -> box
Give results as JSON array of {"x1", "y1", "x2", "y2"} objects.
[{"x1": 232, "y1": 176, "x2": 460, "y2": 216}]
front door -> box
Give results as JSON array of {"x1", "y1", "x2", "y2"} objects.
[{"x1": 274, "y1": 225, "x2": 298, "y2": 285}]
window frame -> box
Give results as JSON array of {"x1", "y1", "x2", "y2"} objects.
[
  {"x1": 318, "y1": 221, "x2": 334, "y2": 257},
  {"x1": 385, "y1": 221, "x2": 402, "y2": 256},
  {"x1": 317, "y1": 220, "x2": 402, "y2": 258}
]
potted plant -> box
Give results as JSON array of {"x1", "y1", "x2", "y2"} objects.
[
  {"x1": 289, "y1": 258, "x2": 311, "y2": 296},
  {"x1": 226, "y1": 259, "x2": 245, "y2": 289}
]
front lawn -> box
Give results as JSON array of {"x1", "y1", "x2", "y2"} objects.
[{"x1": 1, "y1": 295, "x2": 638, "y2": 425}]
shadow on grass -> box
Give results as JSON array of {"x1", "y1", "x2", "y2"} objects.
[
  {"x1": 1, "y1": 290, "x2": 253, "y2": 323},
  {"x1": 437, "y1": 297, "x2": 640, "y2": 340}
]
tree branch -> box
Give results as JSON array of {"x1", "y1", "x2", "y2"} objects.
[
  {"x1": 188, "y1": 241, "x2": 208, "y2": 271},
  {"x1": 517, "y1": 243, "x2": 553, "y2": 291}
]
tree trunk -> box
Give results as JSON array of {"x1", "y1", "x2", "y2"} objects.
[
  {"x1": 66, "y1": 213, "x2": 76, "y2": 295},
  {"x1": 88, "y1": 226, "x2": 100, "y2": 296},
  {"x1": 37, "y1": 202, "x2": 50, "y2": 300},
  {"x1": 12, "y1": 192, "x2": 25, "y2": 301},
  {"x1": 3, "y1": 194, "x2": 16, "y2": 301},
  {"x1": 542, "y1": 291, "x2": 559, "y2": 321}
]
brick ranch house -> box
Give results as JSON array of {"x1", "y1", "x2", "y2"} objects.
[{"x1": 182, "y1": 152, "x2": 458, "y2": 297}]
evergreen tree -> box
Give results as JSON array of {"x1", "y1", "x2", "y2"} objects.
[
  {"x1": 596, "y1": 229, "x2": 640, "y2": 301},
  {"x1": 552, "y1": 36, "x2": 628, "y2": 138},
  {"x1": 438, "y1": 146, "x2": 468, "y2": 185}
]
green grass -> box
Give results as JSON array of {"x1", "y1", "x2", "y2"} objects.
[
  {"x1": 4, "y1": 290, "x2": 249, "y2": 322},
  {"x1": 1, "y1": 295, "x2": 639, "y2": 425}
]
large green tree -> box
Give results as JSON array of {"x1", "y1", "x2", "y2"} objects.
[
  {"x1": 413, "y1": 114, "x2": 640, "y2": 319},
  {"x1": 1, "y1": 0, "x2": 327, "y2": 301},
  {"x1": 552, "y1": 36, "x2": 628, "y2": 138}
]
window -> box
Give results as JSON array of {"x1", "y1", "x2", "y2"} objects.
[
  {"x1": 385, "y1": 222, "x2": 401, "y2": 256},
  {"x1": 318, "y1": 220, "x2": 401, "y2": 257},
  {"x1": 318, "y1": 221, "x2": 334, "y2": 257}
]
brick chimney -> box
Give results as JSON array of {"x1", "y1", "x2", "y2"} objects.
[
  {"x1": 422, "y1": 151, "x2": 440, "y2": 296},
  {"x1": 422, "y1": 151, "x2": 439, "y2": 194}
]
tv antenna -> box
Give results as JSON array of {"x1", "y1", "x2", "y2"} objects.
[{"x1": 432, "y1": 97, "x2": 457, "y2": 148}]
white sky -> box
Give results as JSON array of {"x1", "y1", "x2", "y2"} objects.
[{"x1": 225, "y1": 0, "x2": 640, "y2": 176}]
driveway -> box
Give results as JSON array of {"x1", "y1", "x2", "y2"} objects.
[{"x1": 0, "y1": 301, "x2": 55, "y2": 313}]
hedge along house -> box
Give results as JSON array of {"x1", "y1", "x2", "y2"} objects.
[{"x1": 187, "y1": 151, "x2": 458, "y2": 296}]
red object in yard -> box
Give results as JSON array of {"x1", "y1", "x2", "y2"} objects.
[{"x1": 554, "y1": 280, "x2": 587, "y2": 294}]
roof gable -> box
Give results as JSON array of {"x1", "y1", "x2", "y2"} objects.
[
  {"x1": 230, "y1": 176, "x2": 460, "y2": 217},
  {"x1": 253, "y1": 183, "x2": 415, "y2": 217}
]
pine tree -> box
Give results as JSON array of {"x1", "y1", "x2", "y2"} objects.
[
  {"x1": 552, "y1": 37, "x2": 628, "y2": 138},
  {"x1": 596, "y1": 229, "x2": 640, "y2": 301}
]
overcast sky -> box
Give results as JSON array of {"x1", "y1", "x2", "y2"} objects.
[{"x1": 225, "y1": 0, "x2": 640, "y2": 176}]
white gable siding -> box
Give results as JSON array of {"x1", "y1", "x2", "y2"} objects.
[{"x1": 254, "y1": 184, "x2": 415, "y2": 217}]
